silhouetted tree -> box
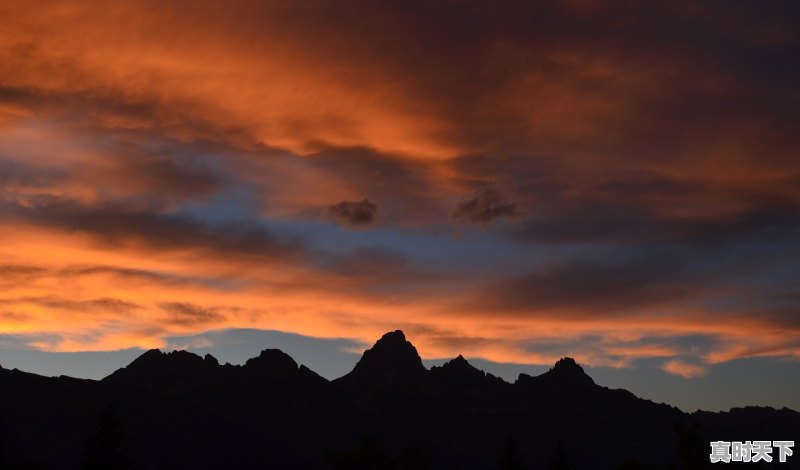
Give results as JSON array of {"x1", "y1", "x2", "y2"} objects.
[
  {"x1": 549, "y1": 440, "x2": 573, "y2": 470},
  {"x1": 497, "y1": 436, "x2": 523, "y2": 470},
  {"x1": 616, "y1": 459, "x2": 655, "y2": 470},
  {"x1": 0, "y1": 418, "x2": 42, "y2": 470},
  {"x1": 387, "y1": 446, "x2": 428, "y2": 470},
  {"x1": 325, "y1": 437, "x2": 387, "y2": 469},
  {"x1": 673, "y1": 422, "x2": 706, "y2": 470},
  {"x1": 83, "y1": 403, "x2": 135, "y2": 470}
]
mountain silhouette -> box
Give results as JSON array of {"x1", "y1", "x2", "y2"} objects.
[
  {"x1": 335, "y1": 330, "x2": 426, "y2": 386},
  {"x1": 1, "y1": 330, "x2": 798, "y2": 469}
]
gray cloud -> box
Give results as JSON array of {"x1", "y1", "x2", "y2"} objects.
[
  {"x1": 452, "y1": 188, "x2": 520, "y2": 224},
  {"x1": 1, "y1": 197, "x2": 307, "y2": 261},
  {"x1": 160, "y1": 302, "x2": 226, "y2": 326},
  {"x1": 329, "y1": 198, "x2": 378, "y2": 226}
]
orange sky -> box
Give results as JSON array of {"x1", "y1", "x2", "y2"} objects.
[{"x1": 1, "y1": 0, "x2": 800, "y2": 383}]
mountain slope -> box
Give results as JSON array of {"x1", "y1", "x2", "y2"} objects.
[{"x1": 1, "y1": 331, "x2": 798, "y2": 469}]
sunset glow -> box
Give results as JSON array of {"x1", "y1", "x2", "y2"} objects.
[{"x1": 1, "y1": 1, "x2": 799, "y2": 409}]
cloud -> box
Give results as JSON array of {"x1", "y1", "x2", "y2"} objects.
[
  {"x1": 328, "y1": 199, "x2": 377, "y2": 226},
  {"x1": 508, "y1": 187, "x2": 800, "y2": 246},
  {"x1": 452, "y1": 188, "x2": 520, "y2": 224},
  {"x1": 0, "y1": 311, "x2": 31, "y2": 323},
  {"x1": 86, "y1": 152, "x2": 227, "y2": 203},
  {"x1": 0, "y1": 264, "x2": 47, "y2": 286},
  {"x1": 0, "y1": 0, "x2": 799, "y2": 377},
  {"x1": 468, "y1": 252, "x2": 701, "y2": 314},
  {"x1": 662, "y1": 359, "x2": 708, "y2": 379},
  {"x1": 2, "y1": 196, "x2": 306, "y2": 262},
  {"x1": 0, "y1": 296, "x2": 141, "y2": 314},
  {"x1": 308, "y1": 146, "x2": 447, "y2": 226},
  {"x1": 160, "y1": 302, "x2": 226, "y2": 327}
]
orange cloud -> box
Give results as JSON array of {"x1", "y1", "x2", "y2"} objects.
[
  {"x1": 662, "y1": 360, "x2": 708, "y2": 379},
  {"x1": 0, "y1": 0, "x2": 799, "y2": 376}
]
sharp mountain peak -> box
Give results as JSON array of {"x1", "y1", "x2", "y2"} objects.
[{"x1": 107, "y1": 330, "x2": 599, "y2": 391}]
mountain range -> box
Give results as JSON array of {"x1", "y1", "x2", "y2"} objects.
[{"x1": 0, "y1": 330, "x2": 797, "y2": 469}]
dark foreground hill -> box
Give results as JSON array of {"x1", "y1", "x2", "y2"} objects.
[{"x1": 0, "y1": 330, "x2": 797, "y2": 469}]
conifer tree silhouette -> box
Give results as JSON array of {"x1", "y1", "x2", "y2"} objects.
[
  {"x1": 0, "y1": 419, "x2": 4, "y2": 469},
  {"x1": 83, "y1": 403, "x2": 135, "y2": 470},
  {"x1": 497, "y1": 436, "x2": 523, "y2": 470},
  {"x1": 325, "y1": 437, "x2": 387, "y2": 469},
  {"x1": 549, "y1": 440, "x2": 573, "y2": 470},
  {"x1": 674, "y1": 422, "x2": 706, "y2": 470}
]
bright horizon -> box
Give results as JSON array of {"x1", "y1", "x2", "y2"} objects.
[{"x1": 2, "y1": 327, "x2": 799, "y2": 413}]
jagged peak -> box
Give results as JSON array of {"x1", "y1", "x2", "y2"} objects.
[
  {"x1": 203, "y1": 353, "x2": 219, "y2": 365},
  {"x1": 366, "y1": 330, "x2": 422, "y2": 361},
  {"x1": 339, "y1": 330, "x2": 425, "y2": 383},
  {"x1": 133, "y1": 348, "x2": 203, "y2": 361},
  {"x1": 430, "y1": 353, "x2": 489, "y2": 384},
  {"x1": 167, "y1": 349, "x2": 199, "y2": 357},
  {"x1": 552, "y1": 357, "x2": 582, "y2": 373},
  {"x1": 443, "y1": 354, "x2": 476, "y2": 370},
  {"x1": 244, "y1": 348, "x2": 299, "y2": 370},
  {"x1": 104, "y1": 348, "x2": 215, "y2": 384},
  {"x1": 514, "y1": 357, "x2": 595, "y2": 388},
  {"x1": 106, "y1": 346, "x2": 314, "y2": 385},
  {"x1": 140, "y1": 348, "x2": 163, "y2": 357},
  {"x1": 547, "y1": 356, "x2": 594, "y2": 385},
  {"x1": 374, "y1": 330, "x2": 409, "y2": 347},
  {"x1": 129, "y1": 348, "x2": 207, "y2": 368}
]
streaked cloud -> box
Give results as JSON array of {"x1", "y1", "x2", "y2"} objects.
[
  {"x1": 0, "y1": 0, "x2": 798, "y2": 395},
  {"x1": 452, "y1": 188, "x2": 519, "y2": 224}
]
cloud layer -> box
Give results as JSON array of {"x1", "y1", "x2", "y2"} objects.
[{"x1": 1, "y1": 0, "x2": 799, "y2": 381}]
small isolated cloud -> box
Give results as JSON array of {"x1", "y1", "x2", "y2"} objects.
[
  {"x1": 452, "y1": 188, "x2": 519, "y2": 224},
  {"x1": 662, "y1": 359, "x2": 708, "y2": 379},
  {"x1": 329, "y1": 198, "x2": 377, "y2": 226}
]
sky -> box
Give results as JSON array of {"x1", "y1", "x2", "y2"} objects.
[{"x1": 0, "y1": 0, "x2": 799, "y2": 412}]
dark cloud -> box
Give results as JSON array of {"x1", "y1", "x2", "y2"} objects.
[
  {"x1": 4, "y1": 1, "x2": 800, "y2": 235},
  {"x1": 463, "y1": 246, "x2": 776, "y2": 316},
  {"x1": 484, "y1": 256, "x2": 693, "y2": 314},
  {"x1": 452, "y1": 188, "x2": 520, "y2": 224},
  {"x1": 0, "y1": 83, "x2": 262, "y2": 151},
  {"x1": 100, "y1": 152, "x2": 226, "y2": 202},
  {"x1": 0, "y1": 158, "x2": 67, "y2": 189},
  {"x1": 328, "y1": 198, "x2": 377, "y2": 226},
  {"x1": 160, "y1": 302, "x2": 225, "y2": 326},
  {"x1": 510, "y1": 193, "x2": 800, "y2": 246},
  {"x1": 0, "y1": 296, "x2": 141, "y2": 314},
  {"x1": 446, "y1": 154, "x2": 505, "y2": 190},
  {"x1": 310, "y1": 146, "x2": 446, "y2": 226},
  {"x1": 1, "y1": 0, "x2": 799, "y2": 374},
  {"x1": 2, "y1": 197, "x2": 307, "y2": 261},
  {"x1": 59, "y1": 265, "x2": 174, "y2": 282},
  {"x1": 0, "y1": 264, "x2": 47, "y2": 285},
  {"x1": 1, "y1": 133, "x2": 229, "y2": 211}
]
